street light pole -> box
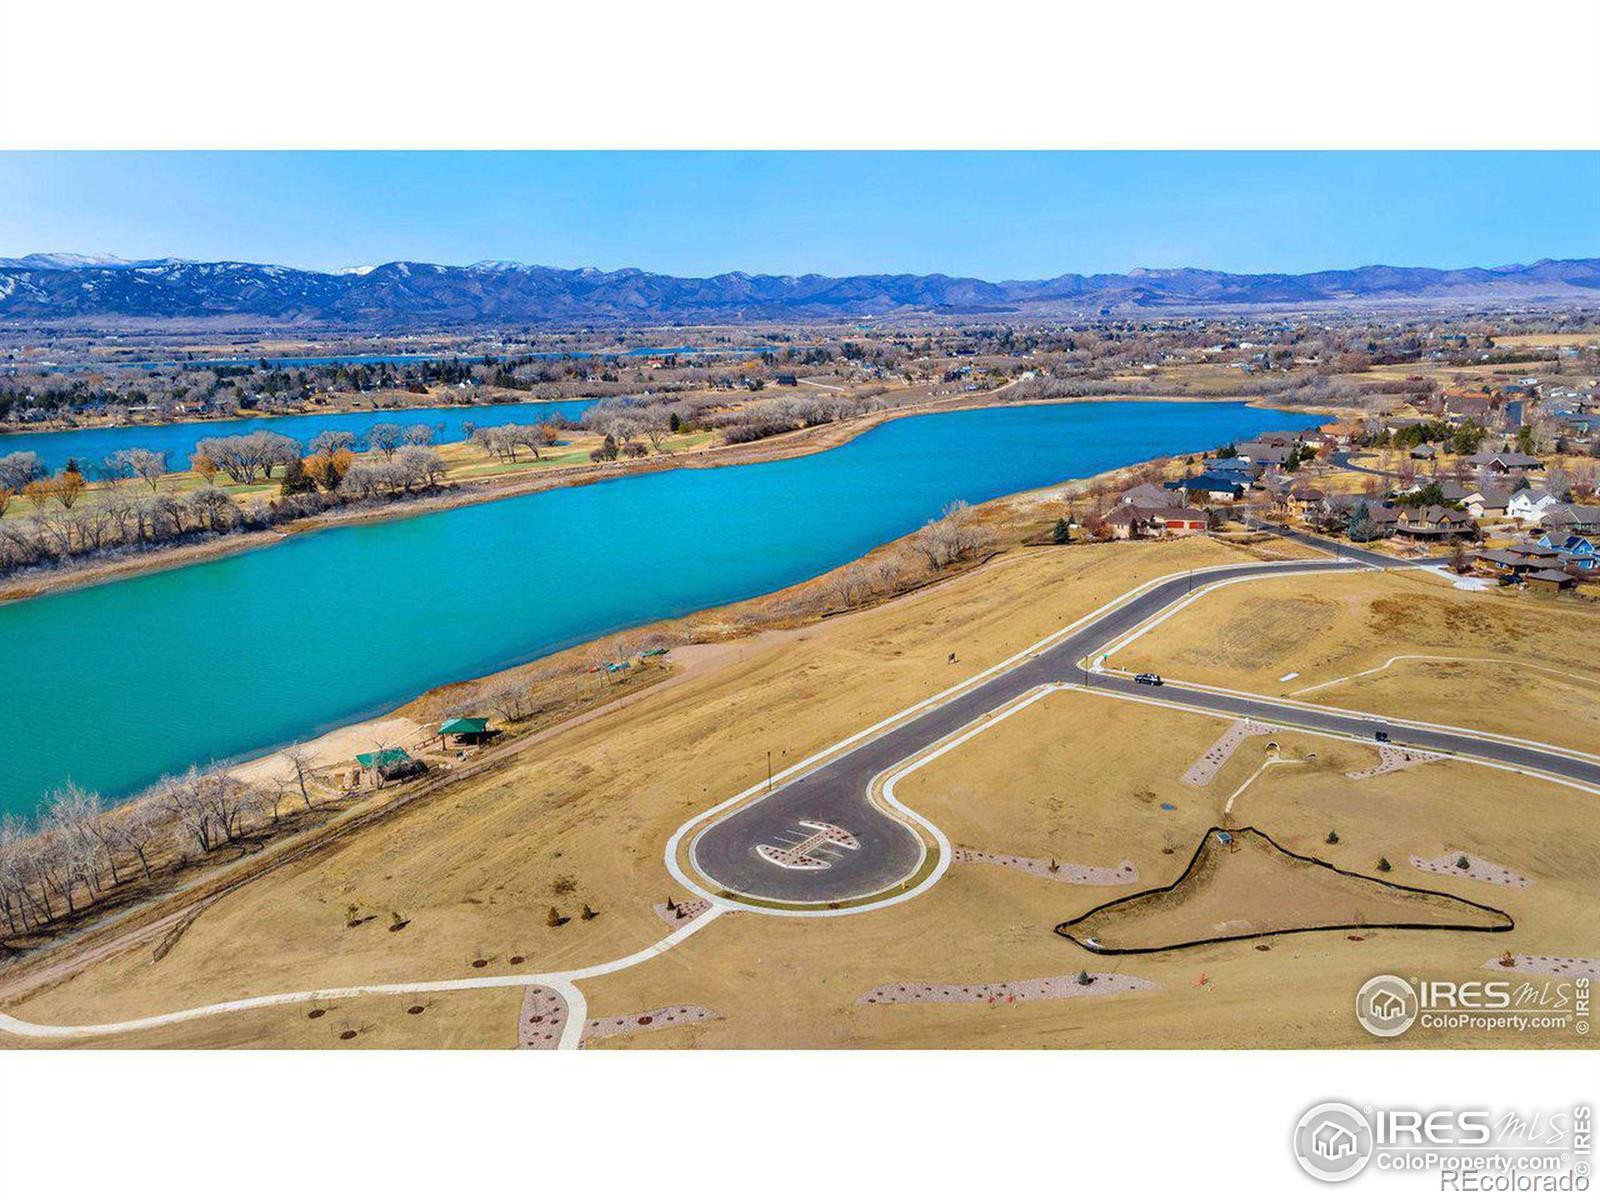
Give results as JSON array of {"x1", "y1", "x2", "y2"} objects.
[{"x1": 766, "y1": 750, "x2": 773, "y2": 793}]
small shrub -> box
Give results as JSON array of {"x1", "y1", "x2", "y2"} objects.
[
  {"x1": 1456, "y1": 854, "x2": 1471, "y2": 870},
  {"x1": 1325, "y1": 829, "x2": 1340, "y2": 845},
  {"x1": 1377, "y1": 856, "x2": 1392, "y2": 872}
]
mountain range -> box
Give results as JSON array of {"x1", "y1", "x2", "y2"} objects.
[{"x1": 1, "y1": 254, "x2": 1597, "y2": 327}]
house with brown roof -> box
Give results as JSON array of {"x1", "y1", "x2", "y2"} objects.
[
  {"x1": 1467, "y1": 450, "x2": 1543, "y2": 475},
  {"x1": 1104, "y1": 503, "x2": 1208, "y2": 540},
  {"x1": 1396, "y1": 505, "x2": 1476, "y2": 540},
  {"x1": 1445, "y1": 392, "x2": 1495, "y2": 422},
  {"x1": 1285, "y1": 486, "x2": 1325, "y2": 515},
  {"x1": 1462, "y1": 487, "x2": 1513, "y2": 520},
  {"x1": 1526, "y1": 569, "x2": 1577, "y2": 592}
]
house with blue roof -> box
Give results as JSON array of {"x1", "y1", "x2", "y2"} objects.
[
  {"x1": 1539, "y1": 532, "x2": 1598, "y2": 571},
  {"x1": 1164, "y1": 473, "x2": 1245, "y2": 501}
]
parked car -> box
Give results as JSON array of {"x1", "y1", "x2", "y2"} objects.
[{"x1": 1134, "y1": 673, "x2": 1164, "y2": 686}]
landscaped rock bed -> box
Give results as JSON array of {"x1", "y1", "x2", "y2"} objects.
[
  {"x1": 517, "y1": 985, "x2": 569, "y2": 1049},
  {"x1": 856, "y1": 973, "x2": 1156, "y2": 1007},
  {"x1": 1482, "y1": 954, "x2": 1599, "y2": 980},
  {"x1": 580, "y1": 1005, "x2": 721, "y2": 1046},
  {"x1": 654, "y1": 898, "x2": 712, "y2": 928},
  {"x1": 1411, "y1": 851, "x2": 1532, "y2": 888},
  {"x1": 952, "y1": 846, "x2": 1137, "y2": 885},
  {"x1": 1347, "y1": 745, "x2": 1445, "y2": 781},
  {"x1": 1182, "y1": 719, "x2": 1278, "y2": 787}
]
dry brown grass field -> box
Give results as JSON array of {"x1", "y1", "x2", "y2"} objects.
[
  {"x1": 1058, "y1": 827, "x2": 1506, "y2": 952},
  {"x1": 1113, "y1": 568, "x2": 1600, "y2": 754}
]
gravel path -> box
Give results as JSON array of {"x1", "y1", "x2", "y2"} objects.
[
  {"x1": 654, "y1": 898, "x2": 713, "y2": 929},
  {"x1": 1347, "y1": 744, "x2": 1445, "y2": 780},
  {"x1": 1411, "y1": 851, "x2": 1533, "y2": 888},
  {"x1": 1482, "y1": 954, "x2": 1599, "y2": 980},
  {"x1": 857, "y1": 973, "x2": 1156, "y2": 1006},
  {"x1": 1183, "y1": 719, "x2": 1278, "y2": 787},
  {"x1": 516, "y1": 985, "x2": 570, "y2": 1049},
  {"x1": 952, "y1": 847, "x2": 1137, "y2": 885},
  {"x1": 580, "y1": 1004, "x2": 721, "y2": 1046}
]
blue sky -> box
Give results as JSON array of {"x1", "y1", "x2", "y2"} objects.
[{"x1": 2, "y1": 151, "x2": 1595, "y2": 279}]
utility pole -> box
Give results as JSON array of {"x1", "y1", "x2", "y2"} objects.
[{"x1": 766, "y1": 750, "x2": 773, "y2": 792}]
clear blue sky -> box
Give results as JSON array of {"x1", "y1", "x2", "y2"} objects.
[{"x1": 2, "y1": 151, "x2": 1595, "y2": 279}]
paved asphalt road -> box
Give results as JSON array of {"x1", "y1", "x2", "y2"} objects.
[
  {"x1": 693, "y1": 543, "x2": 1598, "y2": 904},
  {"x1": 1250, "y1": 521, "x2": 1448, "y2": 569},
  {"x1": 1330, "y1": 450, "x2": 1400, "y2": 480},
  {"x1": 692, "y1": 557, "x2": 1367, "y2": 903}
]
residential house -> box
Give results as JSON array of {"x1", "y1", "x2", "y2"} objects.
[
  {"x1": 1395, "y1": 505, "x2": 1476, "y2": 540},
  {"x1": 1537, "y1": 532, "x2": 1598, "y2": 571},
  {"x1": 1507, "y1": 488, "x2": 1559, "y2": 525},
  {"x1": 1541, "y1": 503, "x2": 1600, "y2": 536},
  {"x1": 1234, "y1": 441, "x2": 1292, "y2": 467},
  {"x1": 1285, "y1": 485, "x2": 1325, "y2": 516},
  {"x1": 1317, "y1": 495, "x2": 1399, "y2": 539},
  {"x1": 1118, "y1": 481, "x2": 1170, "y2": 508},
  {"x1": 1444, "y1": 392, "x2": 1495, "y2": 423},
  {"x1": 1526, "y1": 569, "x2": 1577, "y2": 593},
  {"x1": 1104, "y1": 504, "x2": 1208, "y2": 540},
  {"x1": 1163, "y1": 473, "x2": 1245, "y2": 502},
  {"x1": 1205, "y1": 456, "x2": 1262, "y2": 480},
  {"x1": 1467, "y1": 450, "x2": 1544, "y2": 475},
  {"x1": 1462, "y1": 487, "x2": 1512, "y2": 520}
]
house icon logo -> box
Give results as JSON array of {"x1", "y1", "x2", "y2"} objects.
[
  {"x1": 1293, "y1": 1101, "x2": 1375, "y2": 1182},
  {"x1": 1312, "y1": 1120, "x2": 1359, "y2": 1160},
  {"x1": 1356, "y1": 974, "x2": 1419, "y2": 1037}
]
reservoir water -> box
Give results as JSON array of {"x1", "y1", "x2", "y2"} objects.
[
  {"x1": 0, "y1": 398, "x2": 595, "y2": 473},
  {"x1": 0, "y1": 400, "x2": 1316, "y2": 816}
]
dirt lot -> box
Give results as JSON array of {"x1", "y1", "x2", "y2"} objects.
[{"x1": 1114, "y1": 569, "x2": 1600, "y2": 753}]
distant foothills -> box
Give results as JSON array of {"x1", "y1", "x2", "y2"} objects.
[{"x1": 1, "y1": 252, "x2": 1598, "y2": 327}]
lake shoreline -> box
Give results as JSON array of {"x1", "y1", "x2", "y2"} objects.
[
  {"x1": 0, "y1": 388, "x2": 1338, "y2": 604},
  {"x1": 0, "y1": 440, "x2": 1311, "y2": 977},
  {"x1": 0, "y1": 386, "x2": 550, "y2": 440}
]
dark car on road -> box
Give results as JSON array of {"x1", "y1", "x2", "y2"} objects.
[
  {"x1": 1374, "y1": 729, "x2": 1391, "y2": 743},
  {"x1": 1134, "y1": 673, "x2": 1164, "y2": 686}
]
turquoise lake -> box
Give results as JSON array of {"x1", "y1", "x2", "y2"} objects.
[
  {"x1": 0, "y1": 398, "x2": 595, "y2": 473},
  {"x1": 0, "y1": 400, "x2": 1316, "y2": 816}
]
